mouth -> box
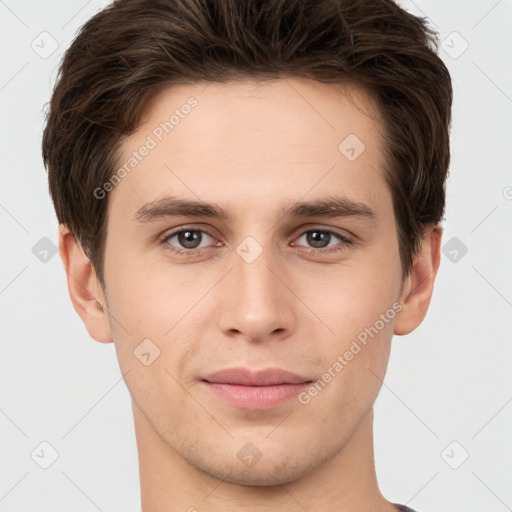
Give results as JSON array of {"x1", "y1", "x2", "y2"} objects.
[{"x1": 200, "y1": 367, "x2": 314, "y2": 410}]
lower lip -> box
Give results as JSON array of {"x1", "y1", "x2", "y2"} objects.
[{"x1": 202, "y1": 381, "x2": 311, "y2": 410}]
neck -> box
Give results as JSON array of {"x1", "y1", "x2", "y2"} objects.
[{"x1": 134, "y1": 403, "x2": 396, "y2": 512}]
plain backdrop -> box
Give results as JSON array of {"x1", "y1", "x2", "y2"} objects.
[{"x1": 1, "y1": 0, "x2": 511, "y2": 511}]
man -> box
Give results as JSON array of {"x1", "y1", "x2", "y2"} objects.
[{"x1": 42, "y1": 0, "x2": 452, "y2": 510}]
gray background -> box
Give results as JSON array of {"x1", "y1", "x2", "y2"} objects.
[{"x1": 1, "y1": 0, "x2": 511, "y2": 510}]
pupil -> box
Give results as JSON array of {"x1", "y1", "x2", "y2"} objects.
[
  {"x1": 180, "y1": 230, "x2": 200, "y2": 248},
  {"x1": 308, "y1": 231, "x2": 329, "y2": 248}
]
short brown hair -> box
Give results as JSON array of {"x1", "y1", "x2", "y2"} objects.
[{"x1": 42, "y1": 0, "x2": 452, "y2": 287}]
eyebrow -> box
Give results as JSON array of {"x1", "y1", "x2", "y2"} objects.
[{"x1": 133, "y1": 195, "x2": 378, "y2": 225}]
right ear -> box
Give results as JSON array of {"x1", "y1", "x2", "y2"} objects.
[{"x1": 58, "y1": 225, "x2": 113, "y2": 343}]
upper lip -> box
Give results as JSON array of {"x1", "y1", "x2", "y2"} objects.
[{"x1": 202, "y1": 367, "x2": 313, "y2": 386}]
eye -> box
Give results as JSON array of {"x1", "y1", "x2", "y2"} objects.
[
  {"x1": 293, "y1": 228, "x2": 352, "y2": 252},
  {"x1": 162, "y1": 228, "x2": 216, "y2": 255},
  {"x1": 160, "y1": 226, "x2": 353, "y2": 258}
]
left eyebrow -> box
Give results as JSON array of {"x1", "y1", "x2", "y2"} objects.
[
  {"x1": 132, "y1": 195, "x2": 378, "y2": 225},
  {"x1": 282, "y1": 196, "x2": 377, "y2": 225}
]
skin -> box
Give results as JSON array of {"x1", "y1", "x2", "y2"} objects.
[{"x1": 59, "y1": 78, "x2": 442, "y2": 512}]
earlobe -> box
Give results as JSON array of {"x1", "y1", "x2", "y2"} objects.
[
  {"x1": 394, "y1": 224, "x2": 443, "y2": 336},
  {"x1": 58, "y1": 225, "x2": 113, "y2": 343}
]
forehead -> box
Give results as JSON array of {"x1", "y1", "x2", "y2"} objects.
[
  {"x1": 109, "y1": 78, "x2": 389, "y2": 221},
  {"x1": 138, "y1": 77, "x2": 382, "y2": 154}
]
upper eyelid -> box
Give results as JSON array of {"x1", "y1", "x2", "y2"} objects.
[{"x1": 162, "y1": 226, "x2": 215, "y2": 241}]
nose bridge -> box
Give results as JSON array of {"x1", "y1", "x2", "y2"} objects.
[
  {"x1": 216, "y1": 231, "x2": 295, "y2": 341},
  {"x1": 235, "y1": 233, "x2": 280, "y2": 296}
]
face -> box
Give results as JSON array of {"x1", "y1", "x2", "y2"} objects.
[{"x1": 101, "y1": 78, "x2": 406, "y2": 486}]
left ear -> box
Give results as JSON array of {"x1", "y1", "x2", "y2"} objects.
[{"x1": 394, "y1": 224, "x2": 443, "y2": 336}]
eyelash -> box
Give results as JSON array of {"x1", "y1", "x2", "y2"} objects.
[{"x1": 160, "y1": 226, "x2": 353, "y2": 258}]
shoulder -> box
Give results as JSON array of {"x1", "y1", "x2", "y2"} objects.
[{"x1": 394, "y1": 505, "x2": 421, "y2": 512}]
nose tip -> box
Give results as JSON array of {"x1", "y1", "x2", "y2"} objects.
[{"x1": 217, "y1": 252, "x2": 295, "y2": 344}]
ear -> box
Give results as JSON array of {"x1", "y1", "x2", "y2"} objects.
[
  {"x1": 394, "y1": 224, "x2": 443, "y2": 336},
  {"x1": 58, "y1": 225, "x2": 113, "y2": 343}
]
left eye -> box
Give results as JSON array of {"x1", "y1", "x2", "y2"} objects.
[{"x1": 294, "y1": 229, "x2": 351, "y2": 250}]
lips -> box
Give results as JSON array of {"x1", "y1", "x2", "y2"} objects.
[
  {"x1": 200, "y1": 368, "x2": 314, "y2": 409},
  {"x1": 202, "y1": 367, "x2": 312, "y2": 386}
]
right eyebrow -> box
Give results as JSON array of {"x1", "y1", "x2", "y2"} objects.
[{"x1": 133, "y1": 197, "x2": 231, "y2": 223}]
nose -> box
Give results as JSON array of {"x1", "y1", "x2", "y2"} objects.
[{"x1": 216, "y1": 237, "x2": 297, "y2": 344}]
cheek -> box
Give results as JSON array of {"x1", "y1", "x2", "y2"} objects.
[
  {"x1": 303, "y1": 250, "x2": 401, "y2": 335},
  {"x1": 313, "y1": 313, "x2": 394, "y2": 421},
  {"x1": 103, "y1": 257, "x2": 213, "y2": 382},
  {"x1": 104, "y1": 254, "x2": 190, "y2": 334},
  {"x1": 104, "y1": 267, "x2": 198, "y2": 420},
  {"x1": 302, "y1": 247, "x2": 400, "y2": 407}
]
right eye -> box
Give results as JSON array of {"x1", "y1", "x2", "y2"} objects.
[{"x1": 162, "y1": 228, "x2": 217, "y2": 256}]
